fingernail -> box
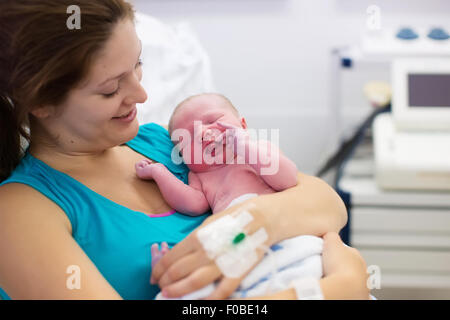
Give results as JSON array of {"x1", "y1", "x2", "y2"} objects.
[
  {"x1": 162, "y1": 289, "x2": 169, "y2": 297},
  {"x1": 150, "y1": 276, "x2": 155, "y2": 284}
]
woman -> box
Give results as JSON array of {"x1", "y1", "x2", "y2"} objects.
[{"x1": 0, "y1": 0, "x2": 369, "y2": 300}]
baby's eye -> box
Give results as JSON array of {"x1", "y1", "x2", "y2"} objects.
[{"x1": 205, "y1": 115, "x2": 221, "y2": 124}]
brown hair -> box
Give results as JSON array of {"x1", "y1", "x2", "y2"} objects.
[{"x1": 0, "y1": 0, "x2": 135, "y2": 182}]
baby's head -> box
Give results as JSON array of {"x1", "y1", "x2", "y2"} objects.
[{"x1": 169, "y1": 93, "x2": 247, "y2": 172}]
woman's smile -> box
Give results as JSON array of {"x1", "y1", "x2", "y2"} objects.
[{"x1": 112, "y1": 106, "x2": 137, "y2": 122}]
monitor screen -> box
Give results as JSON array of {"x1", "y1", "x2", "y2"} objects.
[{"x1": 408, "y1": 74, "x2": 450, "y2": 107}]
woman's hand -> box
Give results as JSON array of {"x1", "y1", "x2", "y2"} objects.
[
  {"x1": 320, "y1": 232, "x2": 370, "y2": 299},
  {"x1": 246, "y1": 232, "x2": 370, "y2": 300},
  {"x1": 151, "y1": 198, "x2": 272, "y2": 299}
]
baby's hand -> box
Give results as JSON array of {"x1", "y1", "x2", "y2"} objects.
[
  {"x1": 151, "y1": 242, "x2": 170, "y2": 270},
  {"x1": 135, "y1": 159, "x2": 167, "y2": 180},
  {"x1": 216, "y1": 122, "x2": 250, "y2": 158}
]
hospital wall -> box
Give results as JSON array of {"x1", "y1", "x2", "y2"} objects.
[{"x1": 132, "y1": 0, "x2": 450, "y2": 175}]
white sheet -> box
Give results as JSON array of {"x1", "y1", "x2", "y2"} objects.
[{"x1": 135, "y1": 13, "x2": 216, "y2": 126}]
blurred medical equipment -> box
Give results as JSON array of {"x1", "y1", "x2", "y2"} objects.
[
  {"x1": 319, "y1": 26, "x2": 450, "y2": 299},
  {"x1": 361, "y1": 27, "x2": 450, "y2": 56},
  {"x1": 134, "y1": 13, "x2": 215, "y2": 126},
  {"x1": 315, "y1": 82, "x2": 390, "y2": 182},
  {"x1": 318, "y1": 25, "x2": 450, "y2": 190},
  {"x1": 374, "y1": 58, "x2": 450, "y2": 191}
]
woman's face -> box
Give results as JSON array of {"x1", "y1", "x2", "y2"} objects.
[{"x1": 36, "y1": 19, "x2": 147, "y2": 153}]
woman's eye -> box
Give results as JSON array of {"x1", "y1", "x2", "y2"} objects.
[
  {"x1": 103, "y1": 87, "x2": 120, "y2": 98},
  {"x1": 102, "y1": 60, "x2": 142, "y2": 99},
  {"x1": 103, "y1": 59, "x2": 144, "y2": 98}
]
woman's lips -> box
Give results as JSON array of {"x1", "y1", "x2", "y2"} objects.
[{"x1": 112, "y1": 107, "x2": 137, "y2": 123}]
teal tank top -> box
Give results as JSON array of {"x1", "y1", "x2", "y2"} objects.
[{"x1": 0, "y1": 123, "x2": 209, "y2": 300}]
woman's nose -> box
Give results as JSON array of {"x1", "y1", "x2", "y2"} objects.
[
  {"x1": 124, "y1": 75, "x2": 148, "y2": 105},
  {"x1": 125, "y1": 84, "x2": 147, "y2": 105}
]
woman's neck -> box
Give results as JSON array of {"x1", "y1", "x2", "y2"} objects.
[
  {"x1": 30, "y1": 141, "x2": 114, "y2": 172},
  {"x1": 28, "y1": 120, "x2": 116, "y2": 173}
]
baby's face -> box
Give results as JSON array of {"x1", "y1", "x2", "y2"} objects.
[{"x1": 171, "y1": 95, "x2": 245, "y2": 172}]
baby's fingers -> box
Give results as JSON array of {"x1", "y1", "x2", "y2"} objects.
[
  {"x1": 150, "y1": 243, "x2": 160, "y2": 257},
  {"x1": 161, "y1": 242, "x2": 169, "y2": 254}
]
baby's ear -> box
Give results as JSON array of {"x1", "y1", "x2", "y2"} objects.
[{"x1": 240, "y1": 117, "x2": 248, "y2": 129}]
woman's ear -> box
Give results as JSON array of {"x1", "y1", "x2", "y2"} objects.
[
  {"x1": 30, "y1": 105, "x2": 54, "y2": 119},
  {"x1": 240, "y1": 117, "x2": 248, "y2": 129}
]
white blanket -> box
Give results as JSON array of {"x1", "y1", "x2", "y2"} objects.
[{"x1": 156, "y1": 235, "x2": 323, "y2": 299}]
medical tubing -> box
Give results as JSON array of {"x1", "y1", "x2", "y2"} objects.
[{"x1": 334, "y1": 105, "x2": 391, "y2": 187}]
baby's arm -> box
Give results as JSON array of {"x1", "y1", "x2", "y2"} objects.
[
  {"x1": 216, "y1": 122, "x2": 298, "y2": 191},
  {"x1": 135, "y1": 160, "x2": 210, "y2": 216},
  {"x1": 247, "y1": 140, "x2": 298, "y2": 191}
]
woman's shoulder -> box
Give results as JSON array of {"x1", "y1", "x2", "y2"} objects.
[
  {"x1": 0, "y1": 182, "x2": 67, "y2": 217},
  {"x1": 0, "y1": 181, "x2": 38, "y2": 204},
  {"x1": 128, "y1": 122, "x2": 188, "y2": 179},
  {"x1": 0, "y1": 182, "x2": 72, "y2": 232},
  {"x1": 129, "y1": 122, "x2": 170, "y2": 148},
  {"x1": 138, "y1": 122, "x2": 168, "y2": 135}
]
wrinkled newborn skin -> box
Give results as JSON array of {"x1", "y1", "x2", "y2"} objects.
[{"x1": 136, "y1": 94, "x2": 298, "y2": 214}]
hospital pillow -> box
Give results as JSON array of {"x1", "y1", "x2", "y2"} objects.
[{"x1": 134, "y1": 12, "x2": 216, "y2": 126}]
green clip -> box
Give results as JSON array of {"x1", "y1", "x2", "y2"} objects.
[{"x1": 232, "y1": 232, "x2": 246, "y2": 245}]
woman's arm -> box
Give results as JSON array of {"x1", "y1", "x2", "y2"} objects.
[
  {"x1": 151, "y1": 171, "x2": 348, "y2": 299},
  {"x1": 0, "y1": 183, "x2": 122, "y2": 299},
  {"x1": 256, "y1": 171, "x2": 348, "y2": 244}
]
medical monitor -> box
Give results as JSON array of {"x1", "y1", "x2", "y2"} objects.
[{"x1": 392, "y1": 58, "x2": 450, "y2": 131}]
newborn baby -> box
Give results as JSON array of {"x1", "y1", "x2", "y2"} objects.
[
  {"x1": 136, "y1": 93, "x2": 323, "y2": 299},
  {"x1": 136, "y1": 93, "x2": 299, "y2": 215}
]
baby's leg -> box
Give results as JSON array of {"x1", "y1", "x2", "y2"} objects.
[{"x1": 151, "y1": 242, "x2": 170, "y2": 268}]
